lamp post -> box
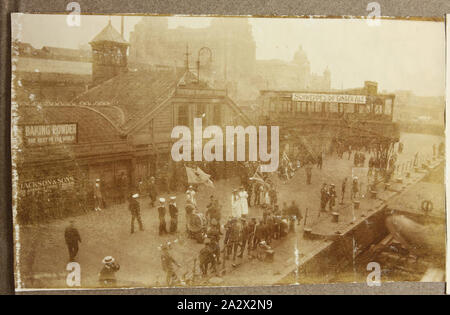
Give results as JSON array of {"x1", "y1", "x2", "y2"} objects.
[{"x1": 196, "y1": 47, "x2": 212, "y2": 84}]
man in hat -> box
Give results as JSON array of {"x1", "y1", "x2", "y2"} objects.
[
  {"x1": 118, "y1": 172, "x2": 128, "y2": 204},
  {"x1": 269, "y1": 184, "x2": 278, "y2": 208},
  {"x1": 98, "y1": 256, "x2": 120, "y2": 287},
  {"x1": 238, "y1": 217, "x2": 251, "y2": 258},
  {"x1": 168, "y1": 196, "x2": 178, "y2": 233},
  {"x1": 287, "y1": 200, "x2": 302, "y2": 231},
  {"x1": 320, "y1": 183, "x2": 329, "y2": 213},
  {"x1": 253, "y1": 219, "x2": 265, "y2": 251},
  {"x1": 340, "y1": 177, "x2": 347, "y2": 204},
  {"x1": 246, "y1": 218, "x2": 257, "y2": 254},
  {"x1": 64, "y1": 220, "x2": 81, "y2": 261},
  {"x1": 328, "y1": 184, "x2": 337, "y2": 212},
  {"x1": 148, "y1": 176, "x2": 157, "y2": 207},
  {"x1": 305, "y1": 162, "x2": 313, "y2": 185},
  {"x1": 352, "y1": 177, "x2": 359, "y2": 200},
  {"x1": 185, "y1": 186, "x2": 197, "y2": 208},
  {"x1": 158, "y1": 198, "x2": 168, "y2": 235},
  {"x1": 129, "y1": 193, "x2": 144, "y2": 234},
  {"x1": 160, "y1": 243, "x2": 180, "y2": 286},
  {"x1": 206, "y1": 195, "x2": 221, "y2": 224},
  {"x1": 207, "y1": 218, "x2": 222, "y2": 243},
  {"x1": 227, "y1": 218, "x2": 243, "y2": 261}
]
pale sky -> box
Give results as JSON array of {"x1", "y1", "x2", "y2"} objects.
[{"x1": 12, "y1": 14, "x2": 445, "y2": 97}]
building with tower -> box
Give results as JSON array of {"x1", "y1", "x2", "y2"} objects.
[{"x1": 89, "y1": 20, "x2": 129, "y2": 87}]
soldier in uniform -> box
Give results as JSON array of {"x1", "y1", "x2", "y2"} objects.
[
  {"x1": 129, "y1": 193, "x2": 144, "y2": 234},
  {"x1": 98, "y1": 256, "x2": 120, "y2": 287},
  {"x1": 148, "y1": 176, "x2": 157, "y2": 207},
  {"x1": 64, "y1": 220, "x2": 81, "y2": 261},
  {"x1": 206, "y1": 219, "x2": 222, "y2": 265},
  {"x1": 269, "y1": 184, "x2": 278, "y2": 207},
  {"x1": 158, "y1": 198, "x2": 168, "y2": 235},
  {"x1": 246, "y1": 218, "x2": 257, "y2": 254},
  {"x1": 160, "y1": 243, "x2": 180, "y2": 286},
  {"x1": 224, "y1": 218, "x2": 242, "y2": 261},
  {"x1": 207, "y1": 218, "x2": 222, "y2": 243},
  {"x1": 253, "y1": 219, "x2": 265, "y2": 251},
  {"x1": 199, "y1": 238, "x2": 216, "y2": 277},
  {"x1": 206, "y1": 195, "x2": 220, "y2": 225},
  {"x1": 264, "y1": 213, "x2": 274, "y2": 244},
  {"x1": 272, "y1": 215, "x2": 282, "y2": 240},
  {"x1": 168, "y1": 196, "x2": 178, "y2": 233},
  {"x1": 238, "y1": 217, "x2": 250, "y2": 258}
]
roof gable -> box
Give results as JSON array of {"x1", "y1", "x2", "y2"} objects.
[{"x1": 90, "y1": 21, "x2": 128, "y2": 45}]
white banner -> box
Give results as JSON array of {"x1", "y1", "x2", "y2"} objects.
[{"x1": 292, "y1": 93, "x2": 367, "y2": 104}]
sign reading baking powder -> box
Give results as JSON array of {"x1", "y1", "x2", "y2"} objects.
[
  {"x1": 292, "y1": 93, "x2": 367, "y2": 104},
  {"x1": 22, "y1": 123, "x2": 77, "y2": 146}
]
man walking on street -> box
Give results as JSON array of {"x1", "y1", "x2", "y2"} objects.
[
  {"x1": 94, "y1": 179, "x2": 104, "y2": 211},
  {"x1": 169, "y1": 196, "x2": 178, "y2": 233},
  {"x1": 320, "y1": 183, "x2": 329, "y2": 213},
  {"x1": 305, "y1": 162, "x2": 312, "y2": 185},
  {"x1": 158, "y1": 198, "x2": 168, "y2": 235},
  {"x1": 148, "y1": 176, "x2": 157, "y2": 207},
  {"x1": 65, "y1": 220, "x2": 81, "y2": 261},
  {"x1": 160, "y1": 243, "x2": 180, "y2": 286},
  {"x1": 328, "y1": 184, "x2": 337, "y2": 212},
  {"x1": 129, "y1": 193, "x2": 144, "y2": 234},
  {"x1": 340, "y1": 177, "x2": 347, "y2": 204}
]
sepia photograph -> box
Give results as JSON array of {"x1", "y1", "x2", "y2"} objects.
[{"x1": 10, "y1": 13, "x2": 445, "y2": 290}]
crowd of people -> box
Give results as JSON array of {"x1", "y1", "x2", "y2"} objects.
[{"x1": 36, "y1": 138, "x2": 446, "y2": 286}]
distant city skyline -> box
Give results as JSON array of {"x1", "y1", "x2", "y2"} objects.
[{"x1": 12, "y1": 14, "x2": 445, "y2": 97}]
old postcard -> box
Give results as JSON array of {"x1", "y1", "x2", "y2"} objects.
[{"x1": 11, "y1": 13, "x2": 446, "y2": 290}]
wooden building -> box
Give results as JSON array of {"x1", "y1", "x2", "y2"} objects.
[{"x1": 258, "y1": 81, "x2": 399, "y2": 159}]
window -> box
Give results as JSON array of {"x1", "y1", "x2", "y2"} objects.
[
  {"x1": 178, "y1": 105, "x2": 189, "y2": 126},
  {"x1": 116, "y1": 48, "x2": 122, "y2": 65},
  {"x1": 270, "y1": 98, "x2": 276, "y2": 112},
  {"x1": 374, "y1": 104, "x2": 383, "y2": 114},
  {"x1": 329, "y1": 103, "x2": 339, "y2": 113},
  {"x1": 303, "y1": 102, "x2": 309, "y2": 112},
  {"x1": 385, "y1": 99, "x2": 393, "y2": 115},
  {"x1": 312, "y1": 102, "x2": 322, "y2": 112}
]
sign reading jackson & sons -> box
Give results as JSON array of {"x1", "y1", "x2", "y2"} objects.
[{"x1": 22, "y1": 123, "x2": 77, "y2": 146}]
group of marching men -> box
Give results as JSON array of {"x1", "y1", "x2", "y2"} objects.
[{"x1": 157, "y1": 180, "x2": 304, "y2": 285}]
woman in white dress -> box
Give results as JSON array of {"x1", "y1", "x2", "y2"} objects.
[
  {"x1": 238, "y1": 186, "x2": 249, "y2": 217},
  {"x1": 231, "y1": 189, "x2": 240, "y2": 218}
]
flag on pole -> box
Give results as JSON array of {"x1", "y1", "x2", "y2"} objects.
[
  {"x1": 282, "y1": 151, "x2": 290, "y2": 164},
  {"x1": 249, "y1": 165, "x2": 268, "y2": 186},
  {"x1": 185, "y1": 166, "x2": 214, "y2": 188}
]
